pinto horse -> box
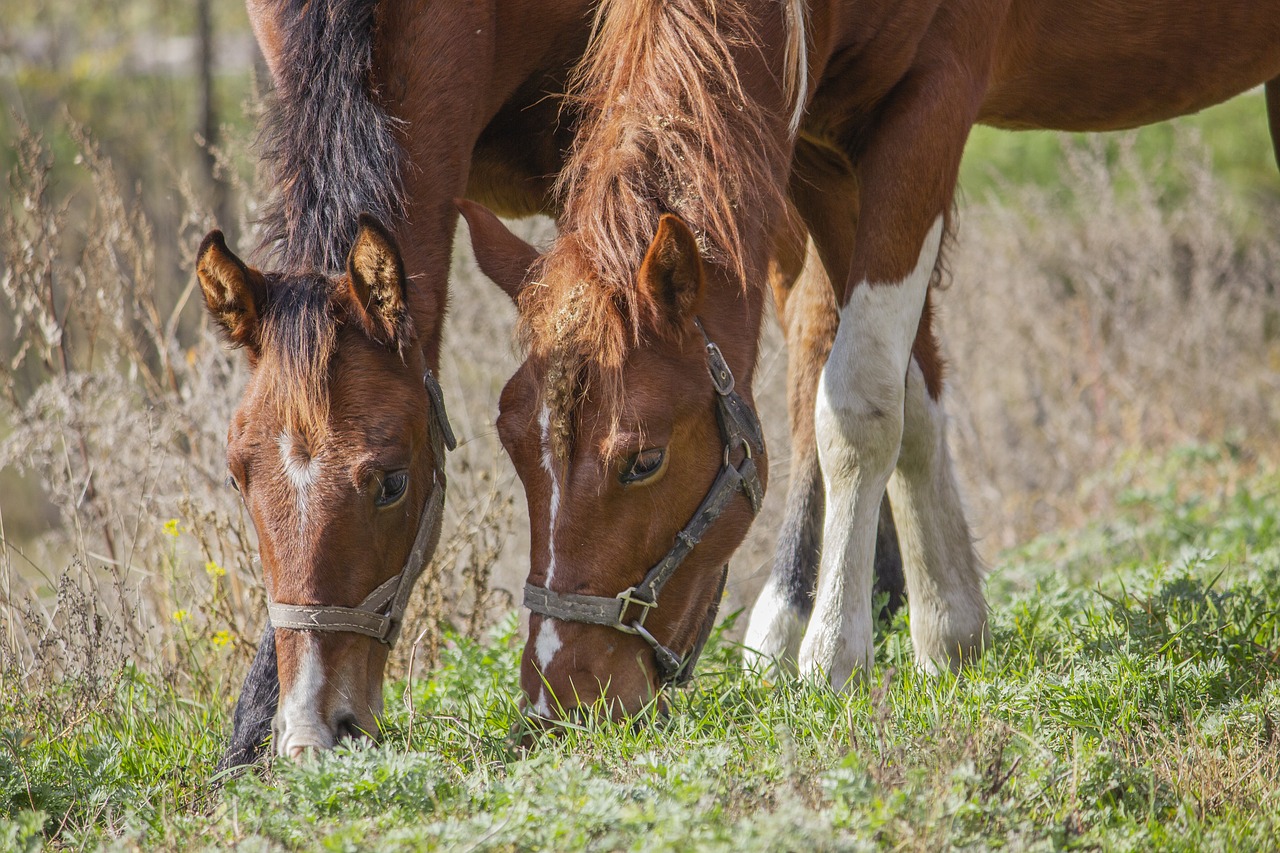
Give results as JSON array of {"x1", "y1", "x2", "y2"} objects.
[
  {"x1": 463, "y1": 0, "x2": 1280, "y2": 719},
  {"x1": 201, "y1": 0, "x2": 596, "y2": 765}
]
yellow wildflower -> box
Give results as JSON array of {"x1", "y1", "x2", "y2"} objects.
[
  {"x1": 211, "y1": 630, "x2": 232, "y2": 647},
  {"x1": 205, "y1": 560, "x2": 226, "y2": 579},
  {"x1": 163, "y1": 519, "x2": 180, "y2": 538},
  {"x1": 172, "y1": 609, "x2": 190, "y2": 623}
]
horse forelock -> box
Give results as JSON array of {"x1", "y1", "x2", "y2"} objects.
[
  {"x1": 257, "y1": 277, "x2": 339, "y2": 441},
  {"x1": 519, "y1": 251, "x2": 629, "y2": 461},
  {"x1": 518, "y1": 0, "x2": 793, "y2": 458}
]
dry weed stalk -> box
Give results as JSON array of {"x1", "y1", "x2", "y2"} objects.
[
  {"x1": 0, "y1": 120, "x2": 261, "y2": 709},
  {"x1": 943, "y1": 131, "x2": 1280, "y2": 550}
]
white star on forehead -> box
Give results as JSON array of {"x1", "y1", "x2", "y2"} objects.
[{"x1": 278, "y1": 431, "x2": 322, "y2": 529}]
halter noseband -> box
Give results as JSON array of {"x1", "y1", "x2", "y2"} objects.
[
  {"x1": 265, "y1": 369, "x2": 457, "y2": 647},
  {"x1": 522, "y1": 320, "x2": 765, "y2": 686}
]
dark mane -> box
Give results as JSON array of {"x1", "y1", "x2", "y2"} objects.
[
  {"x1": 258, "y1": 276, "x2": 339, "y2": 438},
  {"x1": 257, "y1": 0, "x2": 404, "y2": 274}
]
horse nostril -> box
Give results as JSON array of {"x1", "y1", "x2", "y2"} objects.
[{"x1": 334, "y1": 715, "x2": 365, "y2": 741}]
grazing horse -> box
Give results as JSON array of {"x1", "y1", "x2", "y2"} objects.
[
  {"x1": 204, "y1": 0, "x2": 597, "y2": 765},
  {"x1": 211, "y1": 0, "x2": 907, "y2": 762},
  {"x1": 463, "y1": 0, "x2": 1280, "y2": 718}
]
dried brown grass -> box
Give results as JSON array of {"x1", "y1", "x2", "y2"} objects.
[
  {"x1": 942, "y1": 132, "x2": 1280, "y2": 553},
  {"x1": 0, "y1": 118, "x2": 262, "y2": 713},
  {"x1": 2, "y1": 119, "x2": 1277, "y2": 700}
]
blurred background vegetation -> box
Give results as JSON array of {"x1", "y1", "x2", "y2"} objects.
[
  {"x1": 0, "y1": 0, "x2": 259, "y2": 208},
  {"x1": 1, "y1": 0, "x2": 260, "y2": 544}
]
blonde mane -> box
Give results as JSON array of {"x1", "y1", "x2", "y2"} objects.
[{"x1": 517, "y1": 0, "x2": 804, "y2": 456}]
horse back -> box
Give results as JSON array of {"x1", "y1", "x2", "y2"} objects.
[
  {"x1": 980, "y1": 0, "x2": 1280, "y2": 131},
  {"x1": 805, "y1": 0, "x2": 1280, "y2": 139}
]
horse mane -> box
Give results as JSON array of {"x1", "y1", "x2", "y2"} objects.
[
  {"x1": 518, "y1": 0, "x2": 799, "y2": 456},
  {"x1": 257, "y1": 0, "x2": 405, "y2": 274},
  {"x1": 257, "y1": 276, "x2": 339, "y2": 440}
]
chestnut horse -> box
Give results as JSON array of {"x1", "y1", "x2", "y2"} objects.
[
  {"x1": 208, "y1": 0, "x2": 905, "y2": 764},
  {"x1": 463, "y1": 0, "x2": 1280, "y2": 718},
  {"x1": 203, "y1": 0, "x2": 596, "y2": 765}
]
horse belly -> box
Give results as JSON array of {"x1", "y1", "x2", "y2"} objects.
[{"x1": 979, "y1": 0, "x2": 1280, "y2": 131}]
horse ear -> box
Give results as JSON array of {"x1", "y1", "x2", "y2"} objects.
[
  {"x1": 456, "y1": 198, "x2": 538, "y2": 302},
  {"x1": 638, "y1": 214, "x2": 704, "y2": 333},
  {"x1": 346, "y1": 214, "x2": 412, "y2": 347},
  {"x1": 197, "y1": 230, "x2": 266, "y2": 352}
]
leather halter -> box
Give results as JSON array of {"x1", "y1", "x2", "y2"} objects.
[
  {"x1": 266, "y1": 369, "x2": 457, "y2": 647},
  {"x1": 522, "y1": 320, "x2": 765, "y2": 686}
]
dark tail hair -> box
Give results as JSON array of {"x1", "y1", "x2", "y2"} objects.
[{"x1": 257, "y1": 0, "x2": 404, "y2": 273}]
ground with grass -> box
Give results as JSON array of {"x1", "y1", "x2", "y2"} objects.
[{"x1": 4, "y1": 444, "x2": 1279, "y2": 851}]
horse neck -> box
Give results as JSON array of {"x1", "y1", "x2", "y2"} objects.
[
  {"x1": 369, "y1": 6, "x2": 487, "y2": 371},
  {"x1": 374, "y1": 1, "x2": 593, "y2": 371},
  {"x1": 700, "y1": 263, "x2": 770, "y2": 398},
  {"x1": 553, "y1": 0, "x2": 798, "y2": 310}
]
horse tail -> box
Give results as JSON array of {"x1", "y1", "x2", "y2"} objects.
[
  {"x1": 257, "y1": 0, "x2": 404, "y2": 273},
  {"x1": 1266, "y1": 78, "x2": 1280, "y2": 174}
]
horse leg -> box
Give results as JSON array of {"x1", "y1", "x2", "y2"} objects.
[
  {"x1": 744, "y1": 224, "x2": 904, "y2": 673},
  {"x1": 887, "y1": 296, "x2": 989, "y2": 674},
  {"x1": 216, "y1": 622, "x2": 279, "y2": 774},
  {"x1": 798, "y1": 70, "x2": 989, "y2": 688},
  {"x1": 744, "y1": 217, "x2": 835, "y2": 671},
  {"x1": 1267, "y1": 78, "x2": 1280, "y2": 173}
]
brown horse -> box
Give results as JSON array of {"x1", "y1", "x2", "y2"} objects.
[
  {"x1": 209, "y1": 0, "x2": 905, "y2": 764},
  {"x1": 203, "y1": 0, "x2": 598, "y2": 764},
  {"x1": 463, "y1": 0, "x2": 1280, "y2": 718}
]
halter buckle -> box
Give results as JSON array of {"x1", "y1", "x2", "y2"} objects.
[
  {"x1": 704, "y1": 341, "x2": 735, "y2": 396},
  {"x1": 613, "y1": 586, "x2": 656, "y2": 633},
  {"x1": 694, "y1": 317, "x2": 735, "y2": 396}
]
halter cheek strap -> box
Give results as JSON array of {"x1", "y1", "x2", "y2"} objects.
[
  {"x1": 266, "y1": 369, "x2": 457, "y2": 647},
  {"x1": 522, "y1": 320, "x2": 765, "y2": 686}
]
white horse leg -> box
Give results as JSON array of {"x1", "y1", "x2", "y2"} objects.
[
  {"x1": 888, "y1": 359, "x2": 989, "y2": 673},
  {"x1": 798, "y1": 217, "x2": 944, "y2": 689}
]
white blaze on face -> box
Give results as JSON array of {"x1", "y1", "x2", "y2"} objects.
[
  {"x1": 530, "y1": 404, "x2": 564, "y2": 713},
  {"x1": 274, "y1": 633, "x2": 334, "y2": 757},
  {"x1": 278, "y1": 431, "x2": 320, "y2": 528},
  {"x1": 537, "y1": 404, "x2": 561, "y2": 588}
]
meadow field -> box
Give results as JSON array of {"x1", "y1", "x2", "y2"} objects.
[{"x1": 3, "y1": 3, "x2": 1280, "y2": 849}]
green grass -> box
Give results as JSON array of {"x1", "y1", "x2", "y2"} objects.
[{"x1": 4, "y1": 445, "x2": 1280, "y2": 850}]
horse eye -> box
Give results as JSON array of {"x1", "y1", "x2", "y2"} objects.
[
  {"x1": 225, "y1": 473, "x2": 240, "y2": 493},
  {"x1": 620, "y1": 448, "x2": 666, "y2": 485},
  {"x1": 376, "y1": 471, "x2": 409, "y2": 507}
]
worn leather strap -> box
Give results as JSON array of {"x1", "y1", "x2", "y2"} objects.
[
  {"x1": 266, "y1": 369, "x2": 456, "y2": 646},
  {"x1": 267, "y1": 572, "x2": 399, "y2": 637},
  {"x1": 522, "y1": 320, "x2": 765, "y2": 686},
  {"x1": 673, "y1": 563, "x2": 729, "y2": 685}
]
